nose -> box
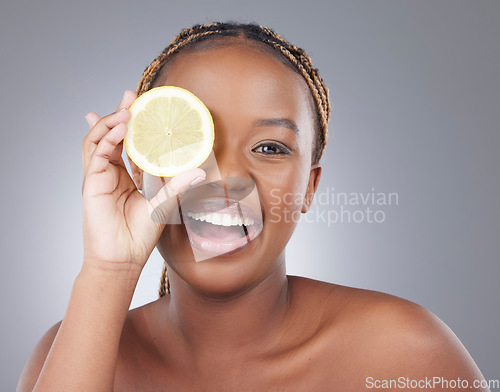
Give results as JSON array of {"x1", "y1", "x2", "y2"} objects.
[
  {"x1": 196, "y1": 138, "x2": 256, "y2": 200},
  {"x1": 221, "y1": 177, "x2": 255, "y2": 200},
  {"x1": 210, "y1": 138, "x2": 247, "y2": 180}
]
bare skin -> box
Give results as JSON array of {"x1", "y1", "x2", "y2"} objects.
[{"x1": 18, "y1": 41, "x2": 489, "y2": 391}]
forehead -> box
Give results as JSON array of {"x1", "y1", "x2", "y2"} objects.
[
  {"x1": 154, "y1": 37, "x2": 301, "y2": 84},
  {"x1": 152, "y1": 40, "x2": 316, "y2": 132}
]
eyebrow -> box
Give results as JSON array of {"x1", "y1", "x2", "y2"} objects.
[{"x1": 254, "y1": 118, "x2": 300, "y2": 135}]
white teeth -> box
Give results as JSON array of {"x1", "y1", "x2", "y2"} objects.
[
  {"x1": 223, "y1": 214, "x2": 232, "y2": 226},
  {"x1": 187, "y1": 211, "x2": 255, "y2": 226},
  {"x1": 244, "y1": 217, "x2": 255, "y2": 226}
]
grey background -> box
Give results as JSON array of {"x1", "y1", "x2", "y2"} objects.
[{"x1": 1, "y1": 0, "x2": 498, "y2": 389}]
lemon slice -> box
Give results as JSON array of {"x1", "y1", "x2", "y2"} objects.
[{"x1": 124, "y1": 86, "x2": 214, "y2": 177}]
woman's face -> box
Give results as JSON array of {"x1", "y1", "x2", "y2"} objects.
[{"x1": 143, "y1": 40, "x2": 321, "y2": 296}]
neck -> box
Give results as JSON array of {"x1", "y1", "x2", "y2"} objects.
[{"x1": 162, "y1": 254, "x2": 290, "y2": 358}]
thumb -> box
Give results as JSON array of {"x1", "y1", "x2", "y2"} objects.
[{"x1": 148, "y1": 168, "x2": 206, "y2": 224}]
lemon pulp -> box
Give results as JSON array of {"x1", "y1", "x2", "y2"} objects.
[{"x1": 125, "y1": 86, "x2": 214, "y2": 177}]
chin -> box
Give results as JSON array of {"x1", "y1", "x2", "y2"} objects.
[{"x1": 157, "y1": 219, "x2": 285, "y2": 297}]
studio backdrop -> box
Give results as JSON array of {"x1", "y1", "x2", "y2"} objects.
[{"x1": 1, "y1": 1, "x2": 498, "y2": 390}]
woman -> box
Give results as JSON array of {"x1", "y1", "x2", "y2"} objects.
[{"x1": 18, "y1": 22, "x2": 489, "y2": 391}]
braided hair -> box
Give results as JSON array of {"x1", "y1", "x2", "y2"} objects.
[{"x1": 135, "y1": 21, "x2": 331, "y2": 297}]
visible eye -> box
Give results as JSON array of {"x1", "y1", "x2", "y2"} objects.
[{"x1": 252, "y1": 142, "x2": 291, "y2": 156}]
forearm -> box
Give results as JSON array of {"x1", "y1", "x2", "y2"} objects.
[{"x1": 33, "y1": 264, "x2": 140, "y2": 392}]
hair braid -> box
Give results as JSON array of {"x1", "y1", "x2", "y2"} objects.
[
  {"x1": 134, "y1": 22, "x2": 331, "y2": 297},
  {"x1": 158, "y1": 260, "x2": 169, "y2": 297}
]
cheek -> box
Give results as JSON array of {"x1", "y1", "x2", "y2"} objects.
[
  {"x1": 258, "y1": 161, "x2": 310, "y2": 225},
  {"x1": 265, "y1": 188, "x2": 303, "y2": 228}
]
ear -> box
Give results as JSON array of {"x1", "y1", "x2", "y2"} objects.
[
  {"x1": 302, "y1": 163, "x2": 322, "y2": 213},
  {"x1": 127, "y1": 155, "x2": 143, "y2": 191}
]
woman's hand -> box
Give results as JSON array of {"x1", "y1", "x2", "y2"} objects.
[{"x1": 82, "y1": 90, "x2": 205, "y2": 273}]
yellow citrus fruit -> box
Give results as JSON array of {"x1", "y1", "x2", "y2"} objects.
[{"x1": 124, "y1": 86, "x2": 214, "y2": 177}]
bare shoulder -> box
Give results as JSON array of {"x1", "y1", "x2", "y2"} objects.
[
  {"x1": 17, "y1": 321, "x2": 62, "y2": 392},
  {"x1": 287, "y1": 276, "x2": 488, "y2": 388},
  {"x1": 113, "y1": 298, "x2": 171, "y2": 389}
]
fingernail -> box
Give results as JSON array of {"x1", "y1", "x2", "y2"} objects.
[
  {"x1": 119, "y1": 107, "x2": 128, "y2": 112},
  {"x1": 190, "y1": 176, "x2": 206, "y2": 187}
]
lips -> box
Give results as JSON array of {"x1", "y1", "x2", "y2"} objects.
[{"x1": 180, "y1": 197, "x2": 263, "y2": 257}]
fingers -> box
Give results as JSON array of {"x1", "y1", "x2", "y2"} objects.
[
  {"x1": 116, "y1": 90, "x2": 137, "y2": 112},
  {"x1": 82, "y1": 109, "x2": 130, "y2": 177},
  {"x1": 85, "y1": 112, "x2": 101, "y2": 129},
  {"x1": 85, "y1": 122, "x2": 129, "y2": 179},
  {"x1": 82, "y1": 90, "x2": 136, "y2": 177},
  {"x1": 148, "y1": 168, "x2": 207, "y2": 224}
]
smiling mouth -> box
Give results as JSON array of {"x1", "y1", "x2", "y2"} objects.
[{"x1": 181, "y1": 198, "x2": 263, "y2": 258}]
